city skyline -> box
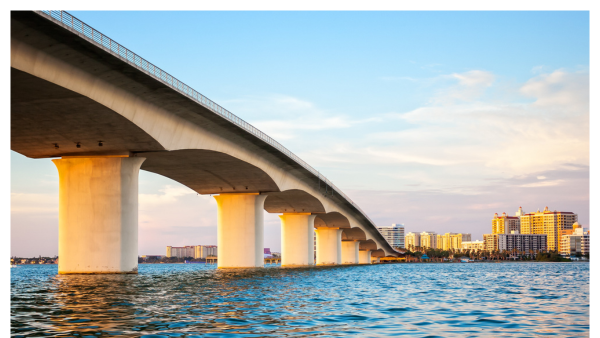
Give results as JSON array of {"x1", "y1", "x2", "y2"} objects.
[{"x1": 10, "y1": 11, "x2": 589, "y2": 257}]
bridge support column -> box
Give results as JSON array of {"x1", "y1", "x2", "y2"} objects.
[
  {"x1": 53, "y1": 156, "x2": 145, "y2": 274},
  {"x1": 315, "y1": 227, "x2": 342, "y2": 265},
  {"x1": 341, "y1": 241, "x2": 360, "y2": 264},
  {"x1": 279, "y1": 213, "x2": 316, "y2": 267},
  {"x1": 359, "y1": 250, "x2": 372, "y2": 264},
  {"x1": 214, "y1": 193, "x2": 267, "y2": 268}
]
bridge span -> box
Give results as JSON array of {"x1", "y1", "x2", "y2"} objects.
[{"x1": 11, "y1": 11, "x2": 400, "y2": 273}]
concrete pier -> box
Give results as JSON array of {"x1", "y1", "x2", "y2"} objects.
[
  {"x1": 359, "y1": 250, "x2": 372, "y2": 264},
  {"x1": 279, "y1": 213, "x2": 316, "y2": 267},
  {"x1": 214, "y1": 193, "x2": 267, "y2": 268},
  {"x1": 53, "y1": 156, "x2": 145, "y2": 274},
  {"x1": 341, "y1": 241, "x2": 360, "y2": 264},
  {"x1": 315, "y1": 227, "x2": 342, "y2": 265}
]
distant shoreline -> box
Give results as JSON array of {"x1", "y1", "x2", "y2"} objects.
[{"x1": 401, "y1": 260, "x2": 589, "y2": 264}]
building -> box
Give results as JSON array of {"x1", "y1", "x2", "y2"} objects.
[
  {"x1": 436, "y1": 234, "x2": 444, "y2": 249},
  {"x1": 420, "y1": 231, "x2": 438, "y2": 249},
  {"x1": 405, "y1": 232, "x2": 421, "y2": 250},
  {"x1": 483, "y1": 234, "x2": 499, "y2": 252},
  {"x1": 377, "y1": 224, "x2": 405, "y2": 249},
  {"x1": 195, "y1": 245, "x2": 217, "y2": 259},
  {"x1": 461, "y1": 240, "x2": 485, "y2": 251},
  {"x1": 492, "y1": 212, "x2": 520, "y2": 234},
  {"x1": 559, "y1": 225, "x2": 589, "y2": 256},
  {"x1": 166, "y1": 246, "x2": 195, "y2": 258},
  {"x1": 439, "y1": 233, "x2": 472, "y2": 250},
  {"x1": 557, "y1": 222, "x2": 584, "y2": 253},
  {"x1": 497, "y1": 232, "x2": 547, "y2": 253},
  {"x1": 520, "y1": 206, "x2": 578, "y2": 251},
  {"x1": 141, "y1": 255, "x2": 165, "y2": 261},
  {"x1": 167, "y1": 245, "x2": 217, "y2": 259}
]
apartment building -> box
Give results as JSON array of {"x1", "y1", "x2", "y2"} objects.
[
  {"x1": 492, "y1": 212, "x2": 520, "y2": 234},
  {"x1": 520, "y1": 206, "x2": 578, "y2": 251}
]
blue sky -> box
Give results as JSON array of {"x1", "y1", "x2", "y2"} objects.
[{"x1": 11, "y1": 11, "x2": 589, "y2": 256}]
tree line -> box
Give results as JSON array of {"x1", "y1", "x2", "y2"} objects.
[{"x1": 400, "y1": 247, "x2": 587, "y2": 262}]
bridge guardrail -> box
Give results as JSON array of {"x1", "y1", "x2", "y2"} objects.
[{"x1": 35, "y1": 10, "x2": 395, "y2": 250}]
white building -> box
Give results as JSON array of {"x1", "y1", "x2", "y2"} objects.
[
  {"x1": 195, "y1": 245, "x2": 217, "y2": 258},
  {"x1": 167, "y1": 245, "x2": 217, "y2": 258},
  {"x1": 377, "y1": 224, "x2": 405, "y2": 249},
  {"x1": 461, "y1": 240, "x2": 485, "y2": 251},
  {"x1": 497, "y1": 232, "x2": 547, "y2": 253},
  {"x1": 560, "y1": 227, "x2": 589, "y2": 256}
]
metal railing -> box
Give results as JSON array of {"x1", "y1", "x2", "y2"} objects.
[{"x1": 34, "y1": 10, "x2": 386, "y2": 239}]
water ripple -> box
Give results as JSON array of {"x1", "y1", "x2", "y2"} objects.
[{"x1": 11, "y1": 262, "x2": 589, "y2": 337}]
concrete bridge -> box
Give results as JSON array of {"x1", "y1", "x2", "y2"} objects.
[{"x1": 11, "y1": 11, "x2": 400, "y2": 273}]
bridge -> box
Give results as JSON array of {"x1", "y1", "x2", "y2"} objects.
[{"x1": 11, "y1": 11, "x2": 401, "y2": 273}]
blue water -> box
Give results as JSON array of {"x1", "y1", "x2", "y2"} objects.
[{"x1": 11, "y1": 263, "x2": 589, "y2": 337}]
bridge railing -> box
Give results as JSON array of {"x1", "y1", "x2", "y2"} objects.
[{"x1": 35, "y1": 10, "x2": 388, "y2": 242}]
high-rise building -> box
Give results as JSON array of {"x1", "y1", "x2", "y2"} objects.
[
  {"x1": 492, "y1": 212, "x2": 520, "y2": 234},
  {"x1": 483, "y1": 234, "x2": 499, "y2": 252},
  {"x1": 166, "y1": 246, "x2": 195, "y2": 258},
  {"x1": 420, "y1": 232, "x2": 438, "y2": 249},
  {"x1": 436, "y1": 234, "x2": 444, "y2": 249},
  {"x1": 440, "y1": 233, "x2": 472, "y2": 250},
  {"x1": 377, "y1": 224, "x2": 405, "y2": 249},
  {"x1": 519, "y1": 206, "x2": 578, "y2": 251},
  {"x1": 559, "y1": 225, "x2": 589, "y2": 256},
  {"x1": 195, "y1": 245, "x2": 217, "y2": 258},
  {"x1": 498, "y1": 232, "x2": 547, "y2": 253},
  {"x1": 167, "y1": 245, "x2": 217, "y2": 258},
  {"x1": 405, "y1": 232, "x2": 421, "y2": 250},
  {"x1": 461, "y1": 240, "x2": 485, "y2": 251}
]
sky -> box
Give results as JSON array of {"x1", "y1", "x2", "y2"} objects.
[{"x1": 10, "y1": 11, "x2": 590, "y2": 257}]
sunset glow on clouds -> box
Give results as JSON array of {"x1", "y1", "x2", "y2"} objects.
[{"x1": 11, "y1": 11, "x2": 589, "y2": 256}]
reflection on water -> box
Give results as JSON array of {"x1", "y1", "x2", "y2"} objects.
[{"x1": 11, "y1": 263, "x2": 589, "y2": 337}]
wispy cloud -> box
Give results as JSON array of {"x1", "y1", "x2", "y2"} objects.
[
  {"x1": 222, "y1": 94, "x2": 381, "y2": 140},
  {"x1": 357, "y1": 69, "x2": 586, "y2": 188},
  {"x1": 139, "y1": 185, "x2": 196, "y2": 206}
]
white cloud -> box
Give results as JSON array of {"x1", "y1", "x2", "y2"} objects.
[
  {"x1": 451, "y1": 70, "x2": 495, "y2": 88},
  {"x1": 428, "y1": 70, "x2": 496, "y2": 103},
  {"x1": 292, "y1": 69, "x2": 588, "y2": 193},
  {"x1": 520, "y1": 69, "x2": 589, "y2": 112},
  {"x1": 222, "y1": 94, "x2": 380, "y2": 140},
  {"x1": 519, "y1": 180, "x2": 564, "y2": 188},
  {"x1": 139, "y1": 185, "x2": 196, "y2": 206}
]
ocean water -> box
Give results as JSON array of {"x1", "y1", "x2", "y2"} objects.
[{"x1": 11, "y1": 262, "x2": 589, "y2": 337}]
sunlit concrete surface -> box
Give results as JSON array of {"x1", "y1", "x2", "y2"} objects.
[
  {"x1": 214, "y1": 194, "x2": 267, "y2": 268},
  {"x1": 279, "y1": 213, "x2": 316, "y2": 267},
  {"x1": 53, "y1": 156, "x2": 145, "y2": 274},
  {"x1": 341, "y1": 241, "x2": 360, "y2": 264},
  {"x1": 315, "y1": 228, "x2": 342, "y2": 265},
  {"x1": 359, "y1": 250, "x2": 372, "y2": 264}
]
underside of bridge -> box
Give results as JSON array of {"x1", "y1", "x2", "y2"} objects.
[
  {"x1": 11, "y1": 11, "x2": 398, "y2": 273},
  {"x1": 11, "y1": 68, "x2": 165, "y2": 158}
]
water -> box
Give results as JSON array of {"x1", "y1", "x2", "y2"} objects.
[{"x1": 11, "y1": 263, "x2": 589, "y2": 337}]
